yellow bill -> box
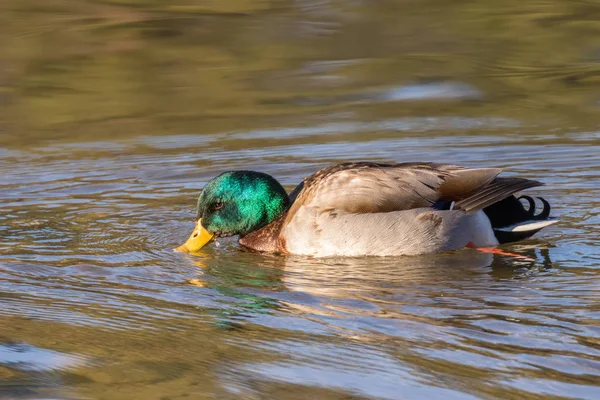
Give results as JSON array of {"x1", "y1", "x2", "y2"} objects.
[{"x1": 174, "y1": 219, "x2": 215, "y2": 253}]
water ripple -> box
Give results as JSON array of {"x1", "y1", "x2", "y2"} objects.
[{"x1": 1, "y1": 126, "x2": 599, "y2": 400}]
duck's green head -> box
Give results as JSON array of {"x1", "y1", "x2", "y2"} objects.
[{"x1": 176, "y1": 171, "x2": 290, "y2": 253}]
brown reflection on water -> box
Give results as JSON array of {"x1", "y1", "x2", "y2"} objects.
[{"x1": 3, "y1": 0, "x2": 600, "y2": 146}]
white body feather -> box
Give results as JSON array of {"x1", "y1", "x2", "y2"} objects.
[{"x1": 282, "y1": 207, "x2": 498, "y2": 257}]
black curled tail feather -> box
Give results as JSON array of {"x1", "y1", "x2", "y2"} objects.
[
  {"x1": 483, "y1": 195, "x2": 554, "y2": 244},
  {"x1": 530, "y1": 196, "x2": 551, "y2": 219}
]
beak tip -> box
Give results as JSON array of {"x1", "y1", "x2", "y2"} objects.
[
  {"x1": 176, "y1": 219, "x2": 215, "y2": 254},
  {"x1": 174, "y1": 245, "x2": 190, "y2": 254}
]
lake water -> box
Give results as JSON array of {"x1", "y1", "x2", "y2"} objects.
[{"x1": 1, "y1": 1, "x2": 600, "y2": 399}]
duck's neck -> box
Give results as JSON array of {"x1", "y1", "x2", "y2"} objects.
[{"x1": 238, "y1": 212, "x2": 289, "y2": 253}]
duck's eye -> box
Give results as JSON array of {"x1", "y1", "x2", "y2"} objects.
[{"x1": 213, "y1": 202, "x2": 225, "y2": 211}]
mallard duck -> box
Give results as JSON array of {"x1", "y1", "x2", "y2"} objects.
[{"x1": 176, "y1": 162, "x2": 558, "y2": 257}]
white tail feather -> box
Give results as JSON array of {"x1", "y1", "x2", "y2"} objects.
[{"x1": 495, "y1": 218, "x2": 559, "y2": 233}]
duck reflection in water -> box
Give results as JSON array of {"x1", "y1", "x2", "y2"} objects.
[{"x1": 183, "y1": 245, "x2": 555, "y2": 325}]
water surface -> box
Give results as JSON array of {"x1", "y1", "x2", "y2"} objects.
[{"x1": 1, "y1": 1, "x2": 600, "y2": 399}]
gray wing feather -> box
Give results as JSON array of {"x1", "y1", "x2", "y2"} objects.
[
  {"x1": 454, "y1": 177, "x2": 543, "y2": 212},
  {"x1": 290, "y1": 162, "x2": 503, "y2": 214}
]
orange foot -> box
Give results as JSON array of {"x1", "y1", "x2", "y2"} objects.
[{"x1": 466, "y1": 242, "x2": 535, "y2": 261}]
